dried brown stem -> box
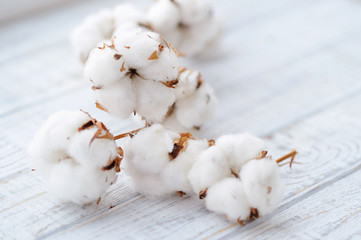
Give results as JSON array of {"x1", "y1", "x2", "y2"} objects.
[
  {"x1": 275, "y1": 149, "x2": 298, "y2": 168},
  {"x1": 256, "y1": 150, "x2": 268, "y2": 159}
]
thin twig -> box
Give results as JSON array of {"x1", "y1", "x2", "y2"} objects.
[{"x1": 275, "y1": 149, "x2": 298, "y2": 168}]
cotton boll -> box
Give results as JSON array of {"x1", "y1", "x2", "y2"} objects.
[
  {"x1": 145, "y1": 0, "x2": 221, "y2": 57},
  {"x1": 188, "y1": 146, "x2": 231, "y2": 195},
  {"x1": 174, "y1": 69, "x2": 199, "y2": 98},
  {"x1": 84, "y1": 46, "x2": 127, "y2": 86},
  {"x1": 161, "y1": 139, "x2": 209, "y2": 193},
  {"x1": 113, "y1": 3, "x2": 145, "y2": 27},
  {"x1": 123, "y1": 124, "x2": 179, "y2": 174},
  {"x1": 147, "y1": 0, "x2": 180, "y2": 32},
  {"x1": 93, "y1": 80, "x2": 135, "y2": 119},
  {"x1": 71, "y1": 9, "x2": 114, "y2": 63},
  {"x1": 174, "y1": 82, "x2": 216, "y2": 129},
  {"x1": 240, "y1": 157, "x2": 284, "y2": 216},
  {"x1": 86, "y1": 28, "x2": 180, "y2": 124},
  {"x1": 204, "y1": 178, "x2": 251, "y2": 222},
  {"x1": 176, "y1": 0, "x2": 212, "y2": 25},
  {"x1": 28, "y1": 111, "x2": 119, "y2": 204},
  {"x1": 177, "y1": 16, "x2": 221, "y2": 57},
  {"x1": 134, "y1": 79, "x2": 176, "y2": 123},
  {"x1": 216, "y1": 133, "x2": 266, "y2": 174}
]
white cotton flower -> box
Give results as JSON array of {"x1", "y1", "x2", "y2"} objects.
[
  {"x1": 204, "y1": 178, "x2": 251, "y2": 222},
  {"x1": 240, "y1": 157, "x2": 284, "y2": 216},
  {"x1": 161, "y1": 138, "x2": 209, "y2": 193},
  {"x1": 71, "y1": 4, "x2": 146, "y2": 63},
  {"x1": 71, "y1": 9, "x2": 114, "y2": 63},
  {"x1": 172, "y1": 69, "x2": 216, "y2": 129},
  {"x1": 123, "y1": 124, "x2": 178, "y2": 174},
  {"x1": 187, "y1": 146, "x2": 231, "y2": 195},
  {"x1": 216, "y1": 133, "x2": 266, "y2": 174},
  {"x1": 146, "y1": 0, "x2": 221, "y2": 57},
  {"x1": 133, "y1": 78, "x2": 176, "y2": 124},
  {"x1": 85, "y1": 27, "x2": 179, "y2": 124},
  {"x1": 122, "y1": 124, "x2": 179, "y2": 196},
  {"x1": 122, "y1": 124, "x2": 211, "y2": 196},
  {"x1": 112, "y1": 4, "x2": 145, "y2": 29},
  {"x1": 28, "y1": 110, "x2": 120, "y2": 204}
]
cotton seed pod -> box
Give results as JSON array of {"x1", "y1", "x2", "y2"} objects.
[
  {"x1": 204, "y1": 177, "x2": 251, "y2": 223},
  {"x1": 240, "y1": 157, "x2": 285, "y2": 216},
  {"x1": 146, "y1": 0, "x2": 222, "y2": 57},
  {"x1": 28, "y1": 110, "x2": 121, "y2": 204}
]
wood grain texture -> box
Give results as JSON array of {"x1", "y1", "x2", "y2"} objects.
[{"x1": 1, "y1": 0, "x2": 361, "y2": 239}]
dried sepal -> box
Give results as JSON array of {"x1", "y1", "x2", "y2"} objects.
[
  {"x1": 102, "y1": 149, "x2": 123, "y2": 173},
  {"x1": 161, "y1": 79, "x2": 179, "y2": 88},
  {"x1": 165, "y1": 103, "x2": 176, "y2": 118},
  {"x1": 114, "y1": 126, "x2": 148, "y2": 140},
  {"x1": 237, "y1": 218, "x2": 244, "y2": 226},
  {"x1": 113, "y1": 53, "x2": 122, "y2": 60},
  {"x1": 256, "y1": 150, "x2": 268, "y2": 159},
  {"x1": 148, "y1": 50, "x2": 159, "y2": 60},
  {"x1": 91, "y1": 85, "x2": 102, "y2": 90},
  {"x1": 196, "y1": 73, "x2": 203, "y2": 89},
  {"x1": 120, "y1": 62, "x2": 126, "y2": 72},
  {"x1": 230, "y1": 169, "x2": 239, "y2": 178},
  {"x1": 78, "y1": 120, "x2": 95, "y2": 131},
  {"x1": 98, "y1": 36, "x2": 118, "y2": 51},
  {"x1": 247, "y1": 207, "x2": 259, "y2": 221},
  {"x1": 176, "y1": 191, "x2": 186, "y2": 197},
  {"x1": 96, "y1": 102, "x2": 108, "y2": 112},
  {"x1": 169, "y1": 132, "x2": 192, "y2": 160},
  {"x1": 199, "y1": 188, "x2": 208, "y2": 199},
  {"x1": 158, "y1": 44, "x2": 165, "y2": 51},
  {"x1": 208, "y1": 139, "x2": 215, "y2": 146}
]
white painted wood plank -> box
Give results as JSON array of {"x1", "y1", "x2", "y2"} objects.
[{"x1": 1, "y1": 0, "x2": 361, "y2": 239}]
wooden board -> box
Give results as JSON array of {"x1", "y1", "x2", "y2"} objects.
[{"x1": 1, "y1": 0, "x2": 361, "y2": 239}]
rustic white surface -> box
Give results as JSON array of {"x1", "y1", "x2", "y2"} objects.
[{"x1": 1, "y1": 0, "x2": 361, "y2": 239}]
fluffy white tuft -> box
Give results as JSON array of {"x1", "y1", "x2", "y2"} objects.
[
  {"x1": 187, "y1": 146, "x2": 231, "y2": 194},
  {"x1": 240, "y1": 157, "x2": 284, "y2": 216},
  {"x1": 216, "y1": 133, "x2": 266, "y2": 174},
  {"x1": 28, "y1": 111, "x2": 119, "y2": 204},
  {"x1": 204, "y1": 178, "x2": 251, "y2": 222}
]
